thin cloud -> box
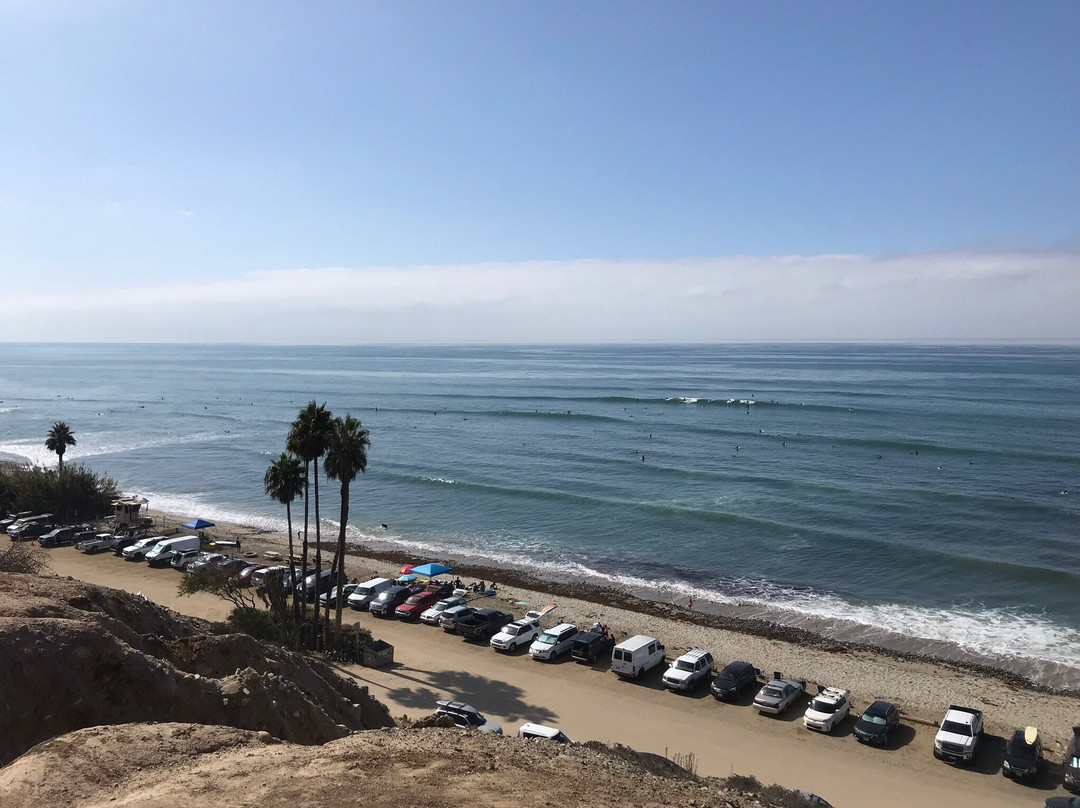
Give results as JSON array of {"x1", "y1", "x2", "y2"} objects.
[{"x1": 1, "y1": 251, "x2": 1075, "y2": 343}]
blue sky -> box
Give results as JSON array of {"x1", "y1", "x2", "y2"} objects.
[{"x1": 0, "y1": 1, "x2": 1076, "y2": 341}]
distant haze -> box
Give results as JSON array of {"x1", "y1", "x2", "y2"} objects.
[{"x1": 2, "y1": 251, "x2": 1075, "y2": 344}]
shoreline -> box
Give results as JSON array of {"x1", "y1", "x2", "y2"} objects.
[{"x1": 146, "y1": 509, "x2": 1080, "y2": 747}]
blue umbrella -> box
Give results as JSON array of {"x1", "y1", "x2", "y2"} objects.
[
  {"x1": 411, "y1": 562, "x2": 452, "y2": 577},
  {"x1": 182, "y1": 519, "x2": 216, "y2": 530},
  {"x1": 397, "y1": 573, "x2": 418, "y2": 583}
]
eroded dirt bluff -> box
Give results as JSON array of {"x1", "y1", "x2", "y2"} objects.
[
  {"x1": 0, "y1": 573, "x2": 394, "y2": 766},
  {"x1": 0, "y1": 723, "x2": 806, "y2": 808}
]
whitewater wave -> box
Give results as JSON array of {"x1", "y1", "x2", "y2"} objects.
[
  {"x1": 338, "y1": 527, "x2": 1080, "y2": 679},
  {"x1": 0, "y1": 430, "x2": 237, "y2": 468}
]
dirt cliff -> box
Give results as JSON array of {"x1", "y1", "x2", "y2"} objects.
[{"x1": 0, "y1": 573, "x2": 393, "y2": 766}]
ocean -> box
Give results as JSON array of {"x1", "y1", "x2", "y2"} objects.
[{"x1": 0, "y1": 343, "x2": 1077, "y2": 686}]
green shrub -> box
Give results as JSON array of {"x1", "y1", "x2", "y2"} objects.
[
  {"x1": 226, "y1": 607, "x2": 284, "y2": 643},
  {"x1": 0, "y1": 464, "x2": 117, "y2": 524}
]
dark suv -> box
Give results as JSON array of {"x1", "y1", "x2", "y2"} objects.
[
  {"x1": 369, "y1": 585, "x2": 413, "y2": 617},
  {"x1": 571, "y1": 630, "x2": 615, "y2": 664},
  {"x1": 710, "y1": 660, "x2": 760, "y2": 701},
  {"x1": 37, "y1": 526, "x2": 82, "y2": 547}
]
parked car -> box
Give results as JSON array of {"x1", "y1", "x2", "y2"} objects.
[
  {"x1": 113, "y1": 535, "x2": 150, "y2": 555},
  {"x1": 853, "y1": 700, "x2": 900, "y2": 746},
  {"x1": 251, "y1": 564, "x2": 289, "y2": 588},
  {"x1": 186, "y1": 552, "x2": 227, "y2": 573},
  {"x1": 369, "y1": 585, "x2": 413, "y2": 617},
  {"x1": 145, "y1": 535, "x2": 201, "y2": 567},
  {"x1": 490, "y1": 618, "x2": 542, "y2": 652},
  {"x1": 710, "y1": 660, "x2": 760, "y2": 701},
  {"x1": 420, "y1": 595, "x2": 467, "y2": 625},
  {"x1": 395, "y1": 590, "x2": 442, "y2": 621},
  {"x1": 1065, "y1": 727, "x2": 1080, "y2": 792},
  {"x1": 37, "y1": 526, "x2": 82, "y2": 548},
  {"x1": 1002, "y1": 726, "x2": 1043, "y2": 782},
  {"x1": 434, "y1": 700, "x2": 502, "y2": 734},
  {"x1": 529, "y1": 623, "x2": 579, "y2": 661},
  {"x1": 803, "y1": 686, "x2": 850, "y2": 733},
  {"x1": 571, "y1": 629, "x2": 615, "y2": 664},
  {"x1": 76, "y1": 533, "x2": 119, "y2": 554},
  {"x1": 457, "y1": 609, "x2": 514, "y2": 641},
  {"x1": 611, "y1": 635, "x2": 666, "y2": 679},
  {"x1": 798, "y1": 794, "x2": 835, "y2": 807},
  {"x1": 518, "y1": 723, "x2": 571, "y2": 743},
  {"x1": 297, "y1": 569, "x2": 346, "y2": 602},
  {"x1": 662, "y1": 649, "x2": 715, "y2": 692},
  {"x1": 753, "y1": 676, "x2": 807, "y2": 715},
  {"x1": 933, "y1": 705, "x2": 984, "y2": 764},
  {"x1": 347, "y1": 577, "x2": 395, "y2": 611},
  {"x1": 7, "y1": 514, "x2": 52, "y2": 539},
  {"x1": 320, "y1": 583, "x2": 359, "y2": 607},
  {"x1": 122, "y1": 536, "x2": 165, "y2": 561},
  {"x1": 0, "y1": 512, "x2": 33, "y2": 533},
  {"x1": 1045, "y1": 798, "x2": 1080, "y2": 807},
  {"x1": 230, "y1": 563, "x2": 266, "y2": 586},
  {"x1": 171, "y1": 548, "x2": 205, "y2": 571},
  {"x1": 439, "y1": 605, "x2": 478, "y2": 633},
  {"x1": 10, "y1": 520, "x2": 54, "y2": 541}
]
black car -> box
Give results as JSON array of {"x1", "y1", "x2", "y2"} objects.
[
  {"x1": 37, "y1": 526, "x2": 81, "y2": 548},
  {"x1": 297, "y1": 569, "x2": 346, "y2": 602},
  {"x1": 853, "y1": 700, "x2": 900, "y2": 745},
  {"x1": 710, "y1": 661, "x2": 760, "y2": 701},
  {"x1": 571, "y1": 630, "x2": 615, "y2": 664},
  {"x1": 1064, "y1": 727, "x2": 1080, "y2": 792},
  {"x1": 369, "y1": 585, "x2": 413, "y2": 617},
  {"x1": 1003, "y1": 727, "x2": 1042, "y2": 782},
  {"x1": 1044, "y1": 798, "x2": 1080, "y2": 807}
]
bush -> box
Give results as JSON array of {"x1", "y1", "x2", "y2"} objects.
[
  {"x1": 0, "y1": 542, "x2": 49, "y2": 574},
  {"x1": 0, "y1": 464, "x2": 117, "y2": 524},
  {"x1": 226, "y1": 607, "x2": 284, "y2": 643}
]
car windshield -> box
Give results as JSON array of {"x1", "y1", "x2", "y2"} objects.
[
  {"x1": 860, "y1": 713, "x2": 887, "y2": 725},
  {"x1": 1006, "y1": 740, "x2": 1036, "y2": 760},
  {"x1": 434, "y1": 602, "x2": 449, "y2": 611},
  {"x1": 761, "y1": 687, "x2": 784, "y2": 699},
  {"x1": 375, "y1": 592, "x2": 394, "y2": 602},
  {"x1": 1068, "y1": 755, "x2": 1080, "y2": 768},
  {"x1": 675, "y1": 660, "x2": 695, "y2": 671},
  {"x1": 405, "y1": 597, "x2": 421, "y2": 605},
  {"x1": 506, "y1": 626, "x2": 522, "y2": 635},
  {"x1": 810, "y1": 699, "x2": 840, "y2": 714},
  {"x1": 537, "y1": 634, "x2": 556, "y2": 645},
  {"x1": 940, "y1": 720, "x2": 972, "y2": 736}
]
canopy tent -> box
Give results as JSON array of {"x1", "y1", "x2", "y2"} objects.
[
  {"x1": 182, "y1": 519, "x2": 215, "y2": 530},
  {"x1": 410, "y1": 563, "x2": 452, "y2": 578}
]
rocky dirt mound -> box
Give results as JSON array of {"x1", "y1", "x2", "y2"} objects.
[
  {"x1": 0, "y1": 723, "x2": 812, "y2": 808},
  {"x1": 0, "y1": 573, "x2": 393, "y2": 766}
]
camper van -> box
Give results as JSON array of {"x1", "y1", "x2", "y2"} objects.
[
  {"x1": 145, "y1": 535, "x2": 201, "y2": 567},
  {"x1": 347, "y1": 577, "x2": 395, "y2": 611},
  {"x1": 610, "y1": 635, "x2": 666, "y2": 680}
]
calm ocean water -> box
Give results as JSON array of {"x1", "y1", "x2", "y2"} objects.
[{"x1": 1, "y1": 343, "x2": 1077, "y2": 685}]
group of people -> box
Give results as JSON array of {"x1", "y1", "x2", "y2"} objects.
[{"x1": 465, "y1": 579, "x2": 495, "y2": 594}]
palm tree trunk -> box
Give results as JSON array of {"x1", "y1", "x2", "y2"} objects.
[
  {"x1": 299, "y1": 460, "x2": 311, "y2": 644},
  {"x1": 335, "y1": 480, "x2": 350, "y2": 627},
  {"x1": 313, "y1": 457, "x2": 322, "y2": 647},
  {"x1": 286, "y1": 500, "x2": 299, "y2": 646}
]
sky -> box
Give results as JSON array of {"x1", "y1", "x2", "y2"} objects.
[{"x1": 0, "y1": 1, "x2": 1076, "y2": 343}]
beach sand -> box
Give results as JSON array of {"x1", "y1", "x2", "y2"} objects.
[{"x1": 38, "y1": 515, "x2": 1079, "y2": 808}]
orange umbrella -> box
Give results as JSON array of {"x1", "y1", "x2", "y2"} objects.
[{"x1": 398, "y1": 564, "x2": 415, "y2": 575}]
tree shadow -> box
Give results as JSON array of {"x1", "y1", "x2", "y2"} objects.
[{"x1": 377, "y1": 664, "x2": 558, "y2": 725}]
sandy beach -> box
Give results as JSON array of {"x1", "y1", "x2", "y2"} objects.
[{"x1": 24, "y1": 513, "x2": 1074, "y2": 808}]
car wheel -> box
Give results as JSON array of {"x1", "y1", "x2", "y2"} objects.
[{"x1": 509, "y1": 642, "x2": 517, "y2": 652}]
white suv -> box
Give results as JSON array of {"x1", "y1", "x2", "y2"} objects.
[
  {"x1": 662, "y1": 649, "x2": 715, "y2": 692},
  {"x1": 803, "y1": 686, "x2": 850, "y2": 733},
  {"x1": 529, "y1": 623, "x2": 579, "y2": 661},
  {"x1": 434, "y1": 700, "x2": 502, "y2": 734},
  {"x1": 420, "y1": 596, "x2": 467, "y2": 626},
  {"x1": 490, "y1": 618, "x2": 542, "y2": 652}
]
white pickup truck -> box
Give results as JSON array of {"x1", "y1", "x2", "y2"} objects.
[
  {"x1": 76, "y1": 533, "x2": 119, "y2": 554},
  {"x1": 934, "y1": 705, "x2": 984, "y2": 763}
]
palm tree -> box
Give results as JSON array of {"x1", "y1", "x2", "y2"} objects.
[
  {"x1": 263, "y1": 452, "x2": 305, "y2": 631},
  {"x1": 324, "y1": 414, "x2": 370, "y2": 626},
  {"x1": 45, "y1": 422, "x2": 76, "y2": 473},
  {"x1": 286, "y1": 401, "x2": 333, "y2": 639}
]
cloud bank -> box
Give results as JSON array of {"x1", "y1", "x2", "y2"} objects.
[{"x1": 6, "y1": 251, "x2": 1077, "y2": 343}]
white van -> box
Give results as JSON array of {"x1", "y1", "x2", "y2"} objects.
[
  {"x1": 145, "y1": 535, "x2": 201, "y2": 567},
  {"x1": 347, "y1": 577, "x2": 394, "y2": 611},
  {"x1": 518, "y1": 723, "x2": 571, "y2": 743},
  {"x1": 610, "y1": 635, "x2": 666, "y2": 679}
]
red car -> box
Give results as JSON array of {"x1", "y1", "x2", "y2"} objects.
[
  {"x1": 229, "y1": 563, "x2": 266, "y2": 588},
  {"x1": 395, "y1": 590, "x2": 442, "y2": 621}
]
